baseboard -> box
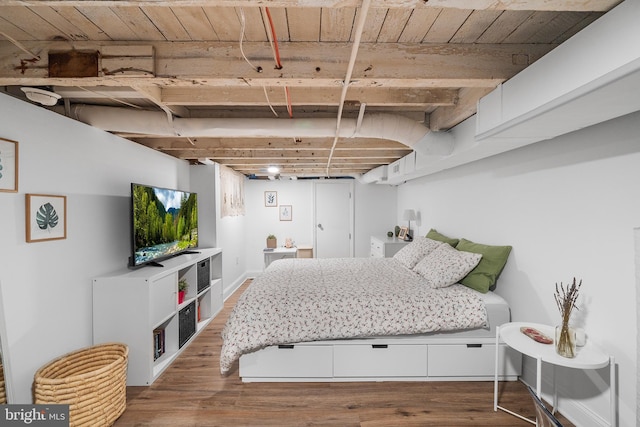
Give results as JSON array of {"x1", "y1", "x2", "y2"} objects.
[{"x1": 223, "y1": 273, "x2": 250, "y2": 301}]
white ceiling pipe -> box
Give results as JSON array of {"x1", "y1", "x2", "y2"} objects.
[{"x1": 67, "y1": 105, "x2": 454, "y2": 156}]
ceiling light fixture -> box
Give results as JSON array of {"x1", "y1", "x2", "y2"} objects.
[
  {"x1": 20, "y1": 87, "x2": 61, "y2": 106},
  {"x1": 267, "y1": 166, "x2": 280, "y2": 174}
]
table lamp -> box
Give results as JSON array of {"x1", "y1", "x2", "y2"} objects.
[{"x1": 403, "y1": 209, "x2": 416, "y2": 239}]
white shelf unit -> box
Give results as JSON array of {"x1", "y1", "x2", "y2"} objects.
[{"x1": 93, "y1": 248, "x2": 223, "y2": 386}]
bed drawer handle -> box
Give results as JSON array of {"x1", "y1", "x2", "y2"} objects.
[
  {"x1": 466, "y1": 344, "x2": 482, "y2": 348},
  {"x1": 278, "y1": 345, "x2": 295, "y2": 349},
  {"x1": 372, "y1": 344, "x2": 388, "y2": 349}
]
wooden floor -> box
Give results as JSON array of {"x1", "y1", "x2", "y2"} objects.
[{"x1": 114, "y1": 281, "x2": 574, "y2": 427}]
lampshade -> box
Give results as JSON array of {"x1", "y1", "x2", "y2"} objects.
[{"x1": 403, "y1": 209, "x2": 416, "y2": 221}]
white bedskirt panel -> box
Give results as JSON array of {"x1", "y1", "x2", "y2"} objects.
[
  {"x1": 334, "y1": 344, "x2": 428, "y2": 377},
  {"x1": 239, "y1": 339, "x2": 521, "y2": 382}
]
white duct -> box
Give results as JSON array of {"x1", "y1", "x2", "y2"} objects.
[{"x1": 67, "y1": 104, "x2": 454, "y2": 156}]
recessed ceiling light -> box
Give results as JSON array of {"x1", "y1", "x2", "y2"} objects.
[{"x1": 267, "y1": 166, "x2": 280, "y2": 174}]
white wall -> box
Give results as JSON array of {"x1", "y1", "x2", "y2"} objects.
[
  {"x1": 0, "y1": 91, "x2": 399, "y2": 405},
  {"x1": 213, "y1": 164, "x2": 249, "y2": 297},
  {"x1": 0, "y1": 92, "x2": 191, "y2": 403},
  {"x1": 243, "y1": 179, "x2": 398, "y2": 273},
  {"x1": 397, "y1": 111, "x2": 640, "y2": 427},
  {"x1": 354, "y1": 180, "x2": 398, "y2": 256},
  {"x1": 244, "y1": 179, "x2": 314, "y2": 273}
]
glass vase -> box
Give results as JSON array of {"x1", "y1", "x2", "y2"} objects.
[{"x1": 555, "y1": 323, "x2": 576, "y2": 358}]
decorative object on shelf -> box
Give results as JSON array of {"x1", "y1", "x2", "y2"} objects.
[
  {"x1": 387, "y1": 231, "x2": 393, "y2": 238},
  {"x1": 554, "y1": 277, "x2": 581, "y2": 358},
  {"x1": 398, "y1": 226, "x2": 409, "y2": 240},
  {"x1": 0, "y1": 137, "x2": 18, "y2": 193},
  {"x1": 520, "y1": 326, "x2": 552, "y2": 344},
  {"x1": 153, "y1": 328, "x2": 165, "y2": 361},
  {"x1": 394, "y1": 225, "x2": 400, "y2": 237},
  {"x1": 284, "y1": 237, "x2": 294, "y2": 248},
  {"x1": 267, "y1": 234, "x2": 277, "y2": 248},
  {"x1": 279, "y1": 205, "x2": 292, "y2": 221},
  {"x1": 34, "y1": 343, "x2": 128, "y2": 427},
  {"x1": 25, "y1": 194, "x2": 67, "y2": 243},
  {"x1": 178, "y1": 279, "x2": 188, "y2": 304},
  {"x1": 264, "y1": 191, "x2": 277, "y2": 207},
  {"x1": 403, "y1": 209, "x2": 416, "y2": 236}
]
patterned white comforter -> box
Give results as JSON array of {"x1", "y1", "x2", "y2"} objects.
[{"x1": 220, "y1": 257, "x2": 488, "y2": 374}]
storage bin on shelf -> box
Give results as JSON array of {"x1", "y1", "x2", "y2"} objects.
[{"x1": 34, "y1": 342, "x2": 128, "y2": 427}]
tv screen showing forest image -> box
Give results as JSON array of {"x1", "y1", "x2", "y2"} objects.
[{"x1": 131, "y1": 183, "x2": 198, "y2": 267}]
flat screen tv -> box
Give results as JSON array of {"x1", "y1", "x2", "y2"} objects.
[{"x1": 130, "y1": 183, "x2": 198, "y2": 268}]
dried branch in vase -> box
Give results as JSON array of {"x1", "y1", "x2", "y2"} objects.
[{"x1": 554, "y1": 277, "x2": 581, "y2": 358}]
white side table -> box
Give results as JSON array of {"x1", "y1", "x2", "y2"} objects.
[
  {"x1": 494, "y1": 322, "x2": 615, "y2": 426},
  {"x1": 263, "y1": 247, "x2": 297, "y2": 269},
  {"x1": 370, "y1": 235, "x2": 410, "y2": 258}
]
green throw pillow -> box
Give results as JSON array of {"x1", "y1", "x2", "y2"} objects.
[
  {"x1": 426, "y1": 229, "x2": 459, "y2": 247},
  {"x1": 455, "y1": 238, "x2": 512, "y2": 293}
]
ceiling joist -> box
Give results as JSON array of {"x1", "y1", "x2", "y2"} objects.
[
  {"x1": 0, "y1": 0, "x2": 621, "y2": 12},
  {"x1": 0, "y1": 0, "x2": 615, "y2": 178},
  {"x1": 0, "y1": 41, "x2": 554, "y2": 88}
]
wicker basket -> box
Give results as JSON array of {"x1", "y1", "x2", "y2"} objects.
[
  {"x1": 0, "y1": 360, "x2": 6, "y2": 404},
  {"x1": 34, "y1": 343, "x2": 128, "y2": 427}
]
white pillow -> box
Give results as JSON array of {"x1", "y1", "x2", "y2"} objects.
[
  {"x1": 393, "y1": 237, "x2": 443, "y2": 269},
  {"x1": 413, "y1": 243, "x2": 482, "y2": 288}
]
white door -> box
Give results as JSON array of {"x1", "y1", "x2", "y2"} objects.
[{"x1": 314, "y1": 180, "x2": 354, "y2": 258}]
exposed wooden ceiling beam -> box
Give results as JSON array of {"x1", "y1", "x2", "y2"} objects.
[
  {"x1": 1, "y1": 0, "x2": 620, "y2": 12},
  {"x1": 0, "y1": 41, "x2": 554, "y2": 88},
  {"x1": 160, "y1": 87, "x2": 458, "y2": 107},
  {"x1": 133, "y1": 85, "x2": 190, "y2": 118},
  {"x1": 133, "y1": 137, "x2": 410, "y2": 150},
  {"x1": 217, "y1": 158, "x2": 393, "y2": 166},
  {"x1": 166, "y1": 148, "x2": 410, "y2": 159},
  {"x1": 429, "y1": 86, "x2": 493, "y2": 131}
]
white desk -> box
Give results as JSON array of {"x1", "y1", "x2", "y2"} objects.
[
  {"x1": 263, "y1": 247, "x2": 297, "y2": 269},
  {"x1": 494, "y1": 322, "x2": 615, "y2": 426}
]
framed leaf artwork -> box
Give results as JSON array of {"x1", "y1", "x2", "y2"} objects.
[
  {"x1": 26, "y1": 194, "x2": 67, "y2": 242},
  {"x1": 264, "y1": 191, "x2": 277, "y2": 207},
  {"x1": 0, "y1": 137, "x2": 18, "y2": 193}
]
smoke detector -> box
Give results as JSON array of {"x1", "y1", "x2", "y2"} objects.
[{"x1": 20, "y1": 87, "x2": 61, "y2": 106}]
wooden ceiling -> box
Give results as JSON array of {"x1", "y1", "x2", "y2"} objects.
[{"x1": 0, "y1": 0, "x2": 620, "y2": 178}]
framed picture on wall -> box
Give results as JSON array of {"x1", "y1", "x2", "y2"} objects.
[
  {"x1": 0, "y1": 138, "x2": 18, "y2": 193},
  {"x1": 279, "y1": 205, "x2": 292, "y2": 221},
  {"x1": 264, "y1": 191, "x2": 277, "y2": 207},
  {"x1": 26, "y1": 194, "x2": 67, "y2": 243}
]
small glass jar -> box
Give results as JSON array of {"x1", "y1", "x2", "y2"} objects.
[{"x1": 555, "y1": 323, "x2": 576, "y2": 358}]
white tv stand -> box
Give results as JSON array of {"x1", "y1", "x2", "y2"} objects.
[{"x1": 93, "y1": 248, "x2": 223, "y2": 386}]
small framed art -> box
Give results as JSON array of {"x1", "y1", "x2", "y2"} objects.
[
  {"x1": 264, "y1": 191, "x2": 277, "y2": 207},
  {"x1": 0, "y1": 137, "x2": 18, "y2": 193},
  {"x1": 279, "y1": 205, "x2": 292, "y2": 221},
  {"x1": 398, "y1": 226, "x2": 409, "y2": 240},
  {"x1": 26, "y1": 194, "x2": 67, "y2": 242}
]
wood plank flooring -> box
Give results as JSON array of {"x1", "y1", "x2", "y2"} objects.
[{"x1": 114, "y1": 280, "x2": 574, "y2": 426}]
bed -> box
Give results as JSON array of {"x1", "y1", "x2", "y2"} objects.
[{"x1": 221, "y1": 234, "x2": 522, "y2": 382}]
